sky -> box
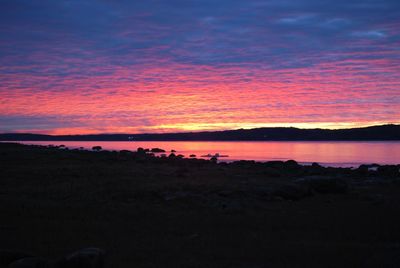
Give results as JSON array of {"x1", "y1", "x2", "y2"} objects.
[{"x1": 0, "y1": 0, "x2": 399, "y2": 134}]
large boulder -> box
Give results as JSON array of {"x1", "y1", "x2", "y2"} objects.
[
  {"x1": 150, "y1": 148, "x2": 166, "y2": 153},
  {"x1": 263, "y1": 161, "x2": 285, "y2": 169},
  {"x1": 304, "y1": 162, "x2": 332, "y2": 176},
  {"x1": 356, "y1": 164, "x2": 380, "y2": 176},
  {"x1": 284, "y1": 159, "x2": 300, "y2": 169},
  {"x1": 91, "y1": 146, "x2": 102, "y2": 151}
]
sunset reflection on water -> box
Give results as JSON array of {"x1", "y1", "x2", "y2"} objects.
[{"x1": 17, "y1": 141, "x2": 400, "y2": 168}]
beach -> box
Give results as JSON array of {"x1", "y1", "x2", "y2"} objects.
[{"x1": 1, "y1": 142, "x2": 400, "y2": 267}]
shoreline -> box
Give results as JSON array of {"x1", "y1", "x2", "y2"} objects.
[
  {"x1": 2, "y1": 140, "x2": 400, "y2": 168},
  {"x1": 1, "y1": 142, "x2": 400, "y2": 267}
]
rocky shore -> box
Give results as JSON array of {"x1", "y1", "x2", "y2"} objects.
[{"x1": 1, "y1": 142, "x2": 400, "y2": 267}]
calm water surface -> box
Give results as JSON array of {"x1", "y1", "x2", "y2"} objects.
[{"x1": 14, "y1": 141, "x2": 400, "y2": 167}]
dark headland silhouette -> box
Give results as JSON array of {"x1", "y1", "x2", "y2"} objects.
[{"x1": 1, "y1": 124, "x2": 399, "y2": 141}]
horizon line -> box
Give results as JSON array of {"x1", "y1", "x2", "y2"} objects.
[{"x1": 1, "y1": 123, "x2": 399, "y2": 136}]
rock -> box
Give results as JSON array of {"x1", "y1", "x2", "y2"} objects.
[
  {"x1": 91, "y1": 146, "x2": 102, "y2": 151},
  {"x1": 8, "y1": 257, "x2": 49, "y2": 268},
  {"x1": 378, "y1": 165, "x2": 400, "y2": 177},
  {"x1": 306, "y1": 162, "x2": 328, "y2": 175},
  {"x1": 285, "y1": 159, "x2": 300, "y2": 168},
  {"x1": 150, "y1": 148, "x2": 165, "y2": 153},
  {"x1": 311, "y1": 162, "x2": 321, "y2": 168},
  {"x1": 55, "y1": 248, "x2": 105, "y2": 268},
  {"x1": 119, "y1": 150, "x2": 132, "y2": 154},
  {"x1": 264, "y1": 161, "x2": 285, "y2": 169},
  {"x1": 171, "y1": 150, "x2": 176, "y2": 153},
  {"x1": 0, "y1": 250, "x2": 33, "y2": 266},
  {"x1": 367, "y1": 164, "x2": 380, "y2": 171},
  {"x1": 283, "y1": 160, "x2": 303, "y2": 175},
  {"x1": 210, "y1": 156, "x2": 218, "y2": 163},
  {"x1": 273, "y1": 183, "x2": 312, "y2": 200},
  {"x1": 356, "y1": 165, "x2": 369, "y2": 176},
  {"x1": 189, "y1": 154, "x2": 196, "y2": 158},
  {"x1": 357, "y1": 164, "x2": 380, "y2": 175}
]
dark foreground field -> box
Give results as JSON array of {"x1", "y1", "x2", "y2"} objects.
[{"x1": 1, "y1": 143, "x2": 400, "y2": 268}]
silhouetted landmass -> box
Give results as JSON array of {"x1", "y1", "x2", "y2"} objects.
[{"x1": 1, "y1": 124, "x2": 400, "y2": 141}]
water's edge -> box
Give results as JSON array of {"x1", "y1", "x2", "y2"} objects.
[{"x1": 5, "y1": 140, "x2": 400, "y2": 168}]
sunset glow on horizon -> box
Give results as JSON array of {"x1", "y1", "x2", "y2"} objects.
[{"x1": 1, "y1": 0, "x2": 399, "y2": 134}]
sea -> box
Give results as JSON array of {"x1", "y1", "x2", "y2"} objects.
[{"x1": 11, "y1": 140, "x2": 400, "y2": 168}]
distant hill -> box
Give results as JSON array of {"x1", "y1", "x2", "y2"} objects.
[{"x1": 1, "y1": 124, "x2": 400, "y2": 141}]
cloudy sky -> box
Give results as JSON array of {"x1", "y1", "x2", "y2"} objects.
[{"x1": 0, "y1": 0, "x2": 399, "y2": 134}]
